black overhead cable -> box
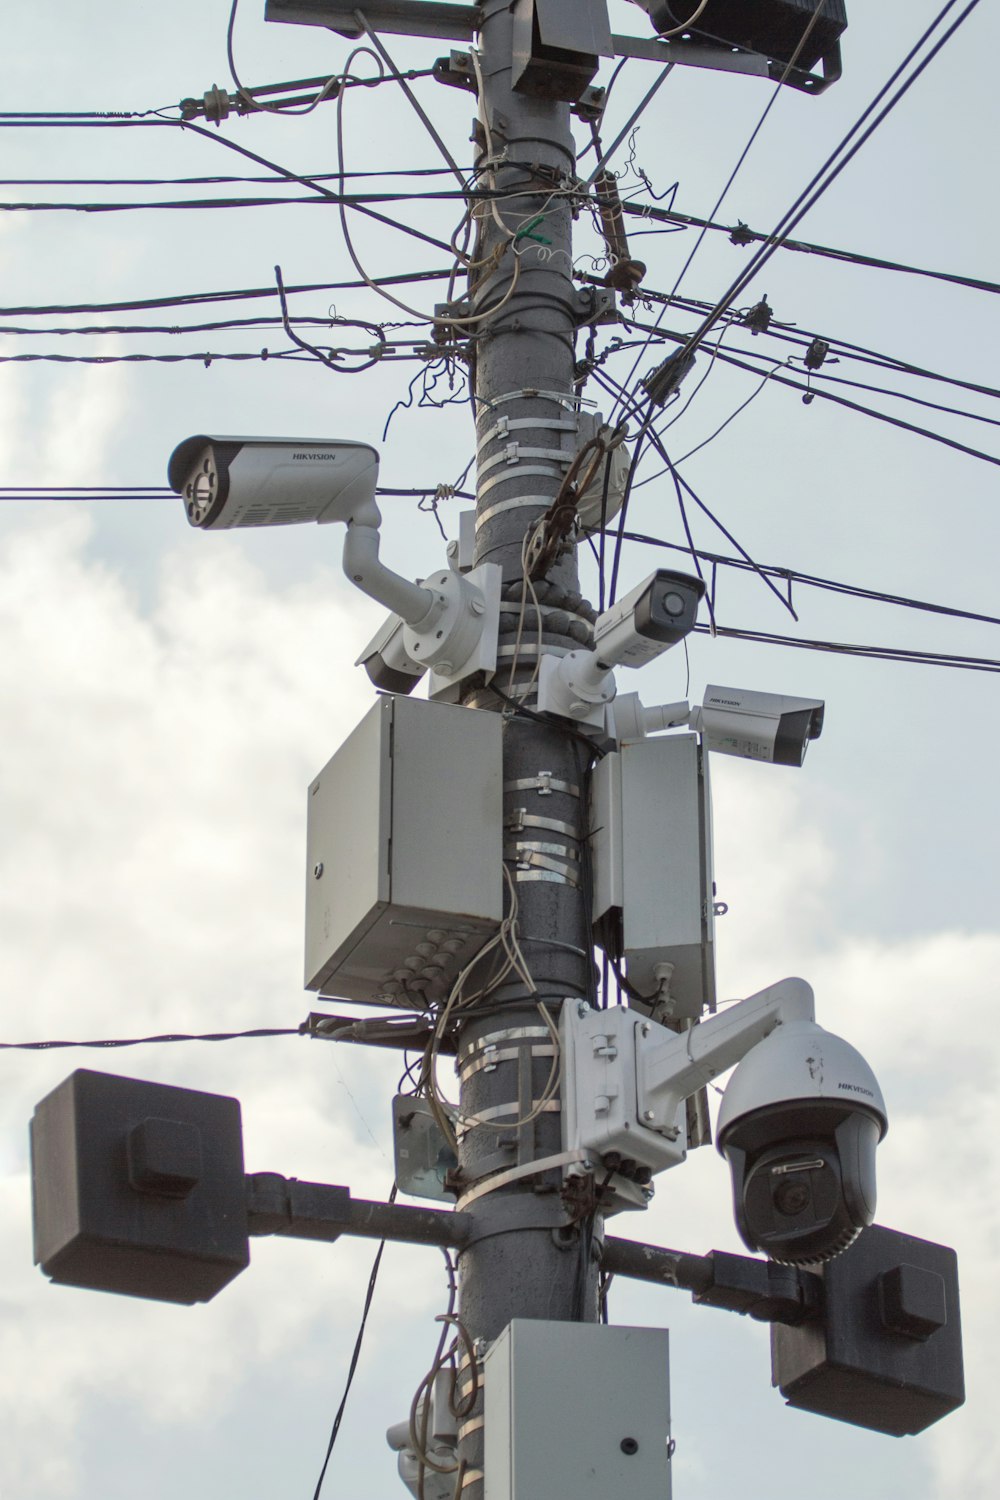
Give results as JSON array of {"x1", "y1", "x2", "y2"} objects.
[
  {"x1": 690, "y1": 343, "x2": 1000, "y2": 470},
  {"x1": 0, "y1": 187, "x2": 504, "y2": 213},
  {"x1": 0, "y1": 166, "x2": 462, "y2": 186},
  {"x1": 693, "y1": 623, "x2": 1000, "y2": 675},
  {"x1": 666, "y1": 0, "x2": 984, "y2": 372},
  {"x1": 588, "y1": 272, "x2": 1000, "y2": 409},
  {"x1": 0, "y1": 270, "x2": 451, "y2": 318},
  {"x1": 612, "y1": 318, "x2": 1000, "y2": 468},
  {"x1": 617, "y1": 196, "x2": 1000, "y2": 301},
  {"x1": 609, "y1": 0, "x2": 830, "y2": 409},
  {"x1": 612, "y1": 531, "x2": 1000, "y2": 631},
  {"x1": 0, "y1": 1026, "x2": 304, "y2": 1050}
]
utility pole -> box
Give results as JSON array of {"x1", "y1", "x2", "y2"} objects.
[
  {"x1": 28, "y1": 7, "x2": 968, "y2": 1498},
  {"x1": 456, "y1": 2, "x2": 597, "y2": 1488}
]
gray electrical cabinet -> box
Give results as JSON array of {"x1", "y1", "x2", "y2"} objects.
[
  {"x1": 590, "y1": 733, "x2": 715, "y2": 1016},
  {"x1": 305, "y1": 695, "x2": 503, "y2": 1007},
  {"x1": 484, "y1": 1321, "x2": 671, "y2": 1500}
]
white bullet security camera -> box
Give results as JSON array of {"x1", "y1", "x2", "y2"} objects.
[
  {"x1": 716, "y1": 1019, "x2": 887, "y2": 1265},
  {"x1": 691, "y1": 685, "x2": 824, "y2": 766},
  {"x1": 537, "y1": 568, "x2": 705, "y2": 728},
  {"x1": 168, "y1": 433, "x2": 502, "y2": 693},
  {"x1": 168, "y1": 434, "x2": 380, "y2": 530},
  {"x1": 593, "y1": 568, "x2": 706, "y2": 670}
]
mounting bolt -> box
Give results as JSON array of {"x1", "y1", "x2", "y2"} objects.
[{"x1": 642, "y1": 1110, "x2": 655, "y2": 1123}]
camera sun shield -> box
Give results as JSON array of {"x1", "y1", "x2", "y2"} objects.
[{"x1": 593, "y1": 568, "x2": 705, "y2": 669}]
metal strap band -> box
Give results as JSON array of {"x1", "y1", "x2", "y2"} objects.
[
  {"x1": 477, "y1": 444, "x2": 570, "y2": 480},
  {"x1": 503, "y1": 774, "x2": 580, "y2": 798},
  {"x1": 458, "y1": 1416, "x2": 485, "y2": 1441},
  {"x1": 477, "y1": 416, "x2": 577, "y2": 451},
  {"x1": 475, "y1": 494, "x2": 552, "y2": 529},
  {"x1": 460, "y1": 1025, "x2": 552, "y2": 1061},
  {"x1": 506, "y1": 810, "x2": 579, "y2": 839},
  {"x1": 506, "y1": 838, "x2": 580, "y2": 861},
  {"x1": 459, "y1": 1042, "x2": 557, "y2": 1082},
  {"x1": 476, "y1": 463, "x2": 563, "y2": 500},
  {"x1": 476, "y1": 387, "x2": 586, "y2": 419},
  {"x1": 516, "y1": 868, "x2": 577, "y2": 887},
  {"x1": 462, "y1": 1098, "x2": 561, "y2": 1126},
  {"x1": 513, "y1": 850, "x2": 581, "y2": 885},
  {"x1": 461, "y1": 1470, "x2": 484, "y2": 1490},
  {"x1": 456, "y1": 1149, "x2": 590, "y2": 1211}
]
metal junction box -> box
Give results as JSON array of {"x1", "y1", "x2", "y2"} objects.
[
  {"x1": 305, "y1": 695, "x2": 503, "y2": 1007},
  {"x1": 484, "y1": 1320, "x2": 671, "y2": 1500},
  {"x1": 561, "y1": 1002, "x2": 687, "y2": 1179},
  {"x1": 511, "y1": 0, "x2": 613, "y2": 101},
  {"x1": 589, "y1": 733, "x2": 715, "y2": 1016}
]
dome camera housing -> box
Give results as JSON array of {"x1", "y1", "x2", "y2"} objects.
[{"x1": 716, "y1": 1020, "x2": 887, "y2": 1266}]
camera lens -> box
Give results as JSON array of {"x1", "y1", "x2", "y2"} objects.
[
  {"x1": 661, "y1": 590, "x2": 686, "y2": 616},
  {"x1": 773, "y1": 1176, "x2": 812, "y2": 1216}
]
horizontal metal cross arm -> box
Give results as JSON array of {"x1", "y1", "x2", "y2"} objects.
[
  {"x1": 264, "y1": 1, "x2": 480, "y2": 42},
  {"x1": 601, "y1": 1235, "x2": 822, "y2": 1327},
  {"x1": 246, "y1": 1172, "x2": 473, "y2": 1247}
]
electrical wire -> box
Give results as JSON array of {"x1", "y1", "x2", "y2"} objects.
[
  {"x1": 686, "y1": 341, "x2": 1000, "y2": 470},
  {"x1": 0, "y1": 270, "x2": 452, "y2": 319},
  {"x1": 609, "y1": 527, "x2": 1000, "y2": 631},
  {"x1": 312, "y1": 1185, "x2": 398, "y2": 1500},
  {"x1": 227, "y1": 0, "x2": 340, "y2": 119},
  {"x1": 331, "y1": 46, "x2": 524, "y2": 329},
  {"x1": 691, "y1": 622, "x2": 1000, "y2": 674},
  {"x1": 0, "y1": 1026, "x2": 304, "y2": 1051},
  {"x1": 666, "y1": 0, "x2": 985, "y2": 372},
  {"x1": 617, "y1": 197, "x2": 1000, "y2": 302},
  {"x1": 610, "y1": 0, "x2": 830, "y2": 411}
]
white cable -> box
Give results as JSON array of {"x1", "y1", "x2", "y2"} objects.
[
  {"x1": 657, "y1": 1, "x2": 712, "y2": 42},
  {"x1": 333, "y1": 47, "x2": 524, "y2": 329}
]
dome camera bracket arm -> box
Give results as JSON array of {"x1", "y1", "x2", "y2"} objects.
[{"x1": 637, "y1": 977, "x2": 816, "y2": 1133}]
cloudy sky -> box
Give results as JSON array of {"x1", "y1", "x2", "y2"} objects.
[{"x1": 2, "y1": 2, "x2": 998, "y2": 1498}]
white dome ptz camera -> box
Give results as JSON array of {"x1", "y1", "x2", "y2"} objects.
[{"x1": 716, "y1": 1019, "x2": 887, "y2": 1266}]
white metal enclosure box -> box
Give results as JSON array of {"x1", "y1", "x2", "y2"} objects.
[
  {"x1": 305, "y1": 695, "x2": 503, "y2": 1006},
  {"x1": 484, "y1": 1320, "x2": 671, "y2": 1500},
  {"x1": 590, "y1": 732, "x2": 715, "y2": 1016}
]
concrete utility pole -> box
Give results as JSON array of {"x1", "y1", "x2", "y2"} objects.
[
  {"x1": 29, "y1": 9, "x2": 970, "y2": 1496},
  {"x1": 457, "y1": 2, "x2": 596, "y2": 1488}
]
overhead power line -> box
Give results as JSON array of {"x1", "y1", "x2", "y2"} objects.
[
  {"x1": 668, "y1": 0, "x2": 984, "y2": 371},
  {"x1": 695, "y1": 623, "x2": 1000, "y2": 674},
  {"x1": 0, "y1": 269, "x2": 451, "y2": 318},
  {"x1": 616, "y1": 199, "x2": 1000, "y2": 301},
  {"x1": 615, "y1": 530, "x2": 1000, "y2": 631},
  {"x1": 0, "y1": 1025, "x2": 304, "y2": 1050}
]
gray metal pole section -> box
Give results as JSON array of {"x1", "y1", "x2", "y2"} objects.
[{"x1": 457, "y1": 3, "x2": 598, "y2": 1489}]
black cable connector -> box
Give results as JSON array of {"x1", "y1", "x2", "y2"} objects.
[{"x1": 640, "y1": 347, "x2": 697, "y2": 406}]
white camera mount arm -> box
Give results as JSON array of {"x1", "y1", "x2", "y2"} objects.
[
  {"x1": 636, "y1": 976, "x2": 816, "y2": 1132},
  {"x1": 537, "y1": 568, "x2": 704, "y2": 731},
  {"x1": 168, "y1": 433, "x2": 499, "y2": 691},
  {"x1": 561, "y1": 978, "x2": 816, "y2": 1195}
]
